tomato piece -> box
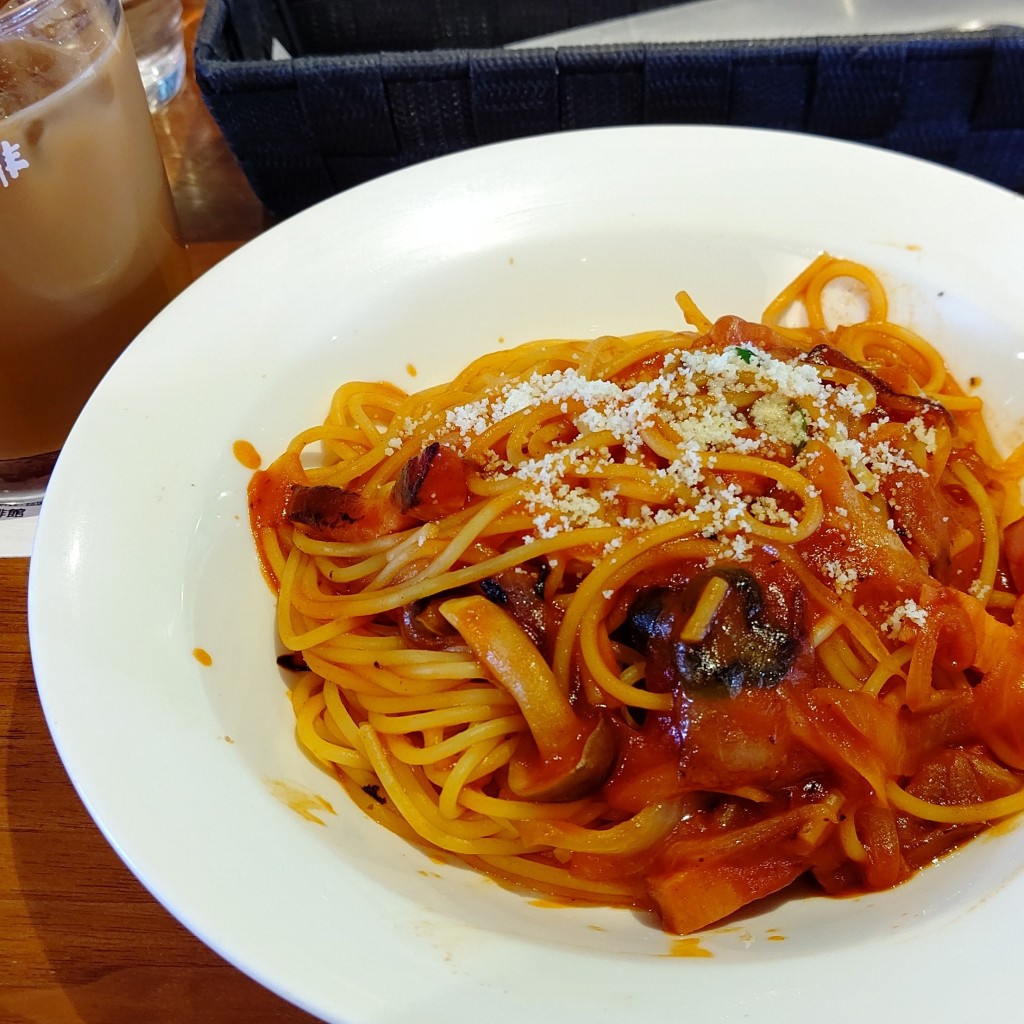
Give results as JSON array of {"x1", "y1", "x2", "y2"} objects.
[
  {"x1": 908, "y1": 744, "x2": 1021, "y2": 806},
  {"x1": 394, "y1": 443, "x2": 468, "y2": 521},
  {"x1": 787, "y1": 687, "x2": 907, "y2": 796},
  {"x1": 248, "y1": 451, "x2": 305, "y2": 534},
  {"x1": 248, "y1": 451, "x2": 308, "y2": 585},
  {"x1": 970, "y1": 626, "x2": 1024, "y2": 769},
  {"x1": 645, "y1": 796, "x2": 842, "y2": 931},
  {"x1": 601, "y1": 715, "x2": 687, "y2": 814},
  {"x1": 796, "y1": 440, "x2": 927, "y2": 604},
  {"x1": 678, "y1": 690, "x2": 821, "y2": 793},
  {"x1": 704, "y1": 315, "x2": 810, "y2": 360},
  {"x1": 879, "y1": 468, "x2": 952, "y2": 579},
  {"x1": 648, "y1": 853, "x2": 805, "y2": 934},
  {"x1": 855, "y1": 805, "x2": 903, "y2": 891}
]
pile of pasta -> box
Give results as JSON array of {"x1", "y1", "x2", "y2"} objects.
[{"x1": 249, "y1": 255, "x2": 1024, "y2": 934}]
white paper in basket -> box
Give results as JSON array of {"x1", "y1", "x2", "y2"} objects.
[{"x1": 507, "y1": 0, "x2": 1024, "y2": 47}]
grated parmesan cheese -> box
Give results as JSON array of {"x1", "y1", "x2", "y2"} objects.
[
  {"x1": 822, "y1": 559, "x2": 859, "y2": 596},
  {"x1": 880, "y1": 599, "x2": 929, "y2": 637},
  {"x1": 398, "y1": 338, "x2": 937, "y2": 573}
]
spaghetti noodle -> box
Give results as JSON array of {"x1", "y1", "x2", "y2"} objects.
[{"x1": 249, "y1": 254, "x2": 1024, "y2": 934}]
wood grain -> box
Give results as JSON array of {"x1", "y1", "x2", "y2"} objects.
[{"x1": 0, "y1": 3, "x2": 320, "y2": 1020}]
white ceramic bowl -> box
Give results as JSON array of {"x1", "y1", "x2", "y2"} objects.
[{"x1": 29, "y1": 126, "x2": 1024, "y2": 1023}]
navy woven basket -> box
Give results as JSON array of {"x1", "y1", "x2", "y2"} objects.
[{"x1": 195, "y1": 0, "x2": 1024, "y2": 219}]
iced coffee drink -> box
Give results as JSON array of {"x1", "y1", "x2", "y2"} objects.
[{"x1": 0, "y1": 0, "x2": 190, "y2": 504}]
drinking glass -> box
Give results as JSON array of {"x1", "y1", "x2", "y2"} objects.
[
  {"x1": 0, "y1": 0, "x2": 190, "y2": 516},
  {"x1": 122, "y1": 0, "x2": 184, "y2": 111}
]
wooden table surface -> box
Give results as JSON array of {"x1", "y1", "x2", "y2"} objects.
[{"x1": 0, "y1": 3, "x2": 321, "y2": 1021}]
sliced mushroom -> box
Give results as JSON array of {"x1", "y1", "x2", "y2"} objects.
[
  {"x1": 803, "y1": 344, "x2": 954, "y2": 429},
  {"x1": 398, "y1": 598, "x2": 465, "y2": 651},
  {"x1": 618, "y1": 566, "x2": 803, "y2": 698},
  {"x1": 288, "y1": 484, "x2": 366, "y2": 532},
  {"x1": 276, "y1": 650, "x2": 309, "y2": 672},
  {"x1": 287, "y1": 483, "x2": 408, "y2": 542},
  {"x1": 476, "y1": 564, "x2": 551, "y2": 650},
  {"x1": 439, "y1": 595, "x2": 616, "y2": 801}
]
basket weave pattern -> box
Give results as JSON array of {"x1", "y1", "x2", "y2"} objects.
[{"x1": 195, "y1": 0, "x2": 1024, "y2": 217}]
